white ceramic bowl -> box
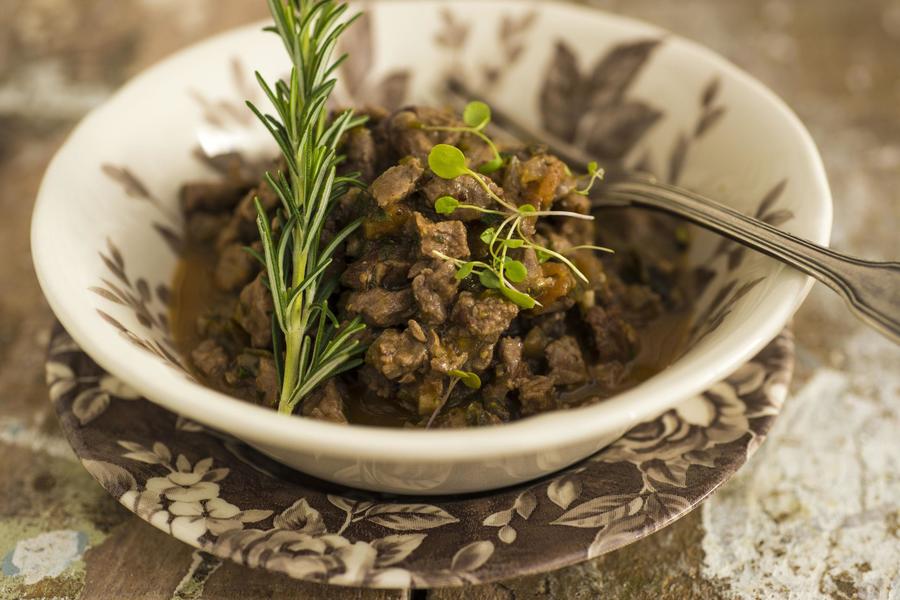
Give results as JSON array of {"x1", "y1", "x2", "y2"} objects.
[{"x1": 32, "y1": 0, "x2": 831, "y2": 494}]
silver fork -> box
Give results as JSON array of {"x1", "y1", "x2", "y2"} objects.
[{"x1": 443, "y1": 83, "x2": 900, "y2": 343}]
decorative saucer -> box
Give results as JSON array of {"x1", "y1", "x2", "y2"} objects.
[{"x1": 47, "y1": 324, "x2": 792, "y2": 588}]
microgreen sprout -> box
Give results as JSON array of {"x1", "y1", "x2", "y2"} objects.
[
  {"x1": 426, "y1": 135, "x2": 614, "y2": 310},
  {"x1": 421, "y1": 101, "x2": 505, "y2": 174},
  {"x1": 575, "y1": 161, "x2": 605, "y2": 195}
]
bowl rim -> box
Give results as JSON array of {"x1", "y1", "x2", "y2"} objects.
[{"x1": 32, "y1": 0, "x2": 832, "y2": 463}]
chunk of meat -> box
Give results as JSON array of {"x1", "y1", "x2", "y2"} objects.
[
  {"x1": 187, "y1": 212, "x2": 230, "y2": 242},
  {"x1": 517, "y1": 376, "x2": 557, "y2": 416},
  {"x1": 215, "y1": 243, "x2": 257, "y2": 292},
  {"x1": 180, "y1": 181, "x2": 249, "y2": 214},
  {"x1": 421, "y1": 174, "x2": 504, "y2": 222},
  {"x1": 256, "y1": 357, "x2": 279, "y2": 407},
  {"x1": 344, "y1": 126, "x2": 377, "y2": 182},
  {"x1": 341, "y1": 246, "x2": 413, "y2": 291},
  {"x1": 503, "y1": 153, "x2": 572, "y2": 211},
  {"x1": 411, "y1": 261, "x2": 459, "y2": 325},
  {"x1": 414, "y1": 213, "x2": 470, "y2": 260},
  {"x1": 369, "y1": 158, "x2": 424, "y2": 208},
  {"x1": 358, "y1": 364, "x2": 396, "y2": 399},
  {"x1": 384, "y1": 106, "x2": 462, "y2": 160},
  {"x1": 497, "y1": 337, "x2": 525, "y2": 382},
  {"x1": 191, "y1": 340, "x2": 228, "y2": 378},
  {"x1": 345, "y1": 287, "x2": 415, "y2": 328},
  {"x1": 546, "y1": 336, "x2": 588, "y2": 386},
  {"x1": 583, "y1": 305, "x2": 640, "y2": 362},
  {"x1": 236, "y1": 273, "x2": 274, "y2": 349},
  {"x1": 452, "y1": 292, "x2": 519, "y2": 342},
  {"x1": 301, "y1": 380, "x2": 348, "y2": 424},
  {"x1": 367, "y1": 329, "x2": 428, "y2": 381}
]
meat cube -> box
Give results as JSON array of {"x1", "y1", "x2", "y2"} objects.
[
  {"x1": 344, "y1": 126, "x2": 377, "y2": 182},
  {"x1": 367, "y1": 329, "x2": 428, "y2": 381},
  {"x1": 411, "y1": 261, "x2": 459, "y2": 325},
  {"x1": 584, "y1": 305, "x2": 640, "y2": 362},
  {"x1": 369, "y1": 157, "x2": 424, "y2": 208},
  {"x1": 345, "y1": 288, "x2": 415, "y2": 328},
  {"x1": 384, "y1": 107, "x2": 462, "y2": 160},
  {"x1": 414, "y1": 213, "x2": 470, "y2": 260},
  {"x1": 302, "y1": 380, "x2": 348, "y2": 424},
  {"x1": 215, "y1": 243, "x2": 257, "y2": 292},
  {"x1": 256, "y1": 357, "x2": 279, "y2": 407},
  {"x1": 545, "y1": 336, "x2": 588, "y2": 386},
  {"x1": 421, "y1": 174, "x2": 504, "y2": 221},
  {"x1": 452, "y1": 291, "x2": 519, "y2": 342},
  {"x1": 236, "y1": 273, "x2": 274, "y2": 349},
  {"x1": 180, "y1": 181, "x2": 248, "y2": 214},
  {"x1": 191, "y1": 340, "x2": 228, "y2": 378},
  {"x1": 517, "y1": 376, "x2": 557, "y2": 416}
]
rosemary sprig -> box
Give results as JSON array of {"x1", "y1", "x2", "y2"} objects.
[{"x1": 248, "y1": 0, "x2": 367, "y2": 415}]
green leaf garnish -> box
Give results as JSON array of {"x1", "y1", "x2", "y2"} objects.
[
  {"x1": 449, "y1": 369, "x2": 482, "y2": 390},
  {"x1": 518, "y1": 204, "x2": 537, "y2": 214},
  {"x1": 478, "y1": 156, "x2": 504, "y2": 174},
  {"x1": 435, "y1": 196, "x2": 460, "y2": 215},
  {"x1": 455, "y1": 262, "x2": 476, "y2": 280},
  {"x1": 428, "y1": 144, "x2": 469, "y2": 179},
  {"x1": 500, "y1": 285, "x2": 537, "y2": 309},
  {"x1": 463, "y1": 101, "x2": 492, "y2": 130},
  {"x1": 480, "y1": 227, "x2": 496, "y2": 245},
  {"x1": 504, "y1": 239, "x2": 524, "y2": 249},
  {"x1": 479, "y1": 270, "x2": 501, "y2": 289},
  {"x1": 504, "y1": 259, "x2": 528, "y2": 283}
]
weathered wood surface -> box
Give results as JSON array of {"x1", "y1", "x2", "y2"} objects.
[{"x1": 1, "y1": 0, "x2": 898, "y2": 598}]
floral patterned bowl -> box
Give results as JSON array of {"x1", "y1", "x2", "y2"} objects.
[{"x1": 31, "y1": 0, "x2": 831, "y2": 495}]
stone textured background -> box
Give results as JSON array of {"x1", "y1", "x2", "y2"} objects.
[{"x1": 1, "y1": 0, "x2": 898, "y2": 598}]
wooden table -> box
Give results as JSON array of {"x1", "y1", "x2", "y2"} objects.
[{"x1": 1, "y1": 1, "x2": 898, "y2": 598}]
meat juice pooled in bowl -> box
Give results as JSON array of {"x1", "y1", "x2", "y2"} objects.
[{"x1": 172, "y1": 105, "x2": 692, "y2": 428}]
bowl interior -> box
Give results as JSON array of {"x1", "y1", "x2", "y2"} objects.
[{"x1": 32, "y1": 0, "x2": 830, "y2": 461}]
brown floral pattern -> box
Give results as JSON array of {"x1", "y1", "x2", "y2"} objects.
[{"x1": 46, "y1": 324, "x2": 793, "y2": 588}]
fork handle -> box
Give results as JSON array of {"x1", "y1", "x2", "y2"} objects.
[{"x1": 605, "y1": 178, "x2": 900, "y2": 343}]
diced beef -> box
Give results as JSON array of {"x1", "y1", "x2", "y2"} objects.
[
  {"x1": 414, "y1": 372, "x2": 445, "y2": 417},
  {"x1": 546, "y1": 336, "x2": 588, "y2": 386},
  {"x1": 414, "y1": 213, "x2": 470, "y2": 260},
  {"x1": 367, "y1": 329, "x2": 428, "y2": 381},
  {"x1": 236, "y1": 273, "x2": 274, "y2": 349},
  {"x1": 583, "y1": 305, "x2": 640, "y2": 362},
  {"x1": 502, "y1": 154, "x2": 572, "y2": 211},
  {"x1": 452, "y1": 292, "x2": 519, "y2": 342},
  {"x1": 384, "y1": 106, "x2": 462, "y2": 160},
  {"x1": 411, "y1": 261, "x2": 459, "y2": 325},
  {"x1": 215, "y1": 243, "x2": 257, "y2": 292},
  {"x1": 341, "y1": 245, "x2": 413, "y2": 291},
  {"x1": 191, "y1": 340, "x2": 228, "y2": 378},
  {"x1": 187, "y1": 212, "x2": 230, "y2": 242},
  {"x1": 497, "y1": 337, "x2": 525, "y2": 382},
  {"x1": 421, "y1": 174, "x2": 503, "y2": 222},
  {"x1": 517, "y1": 376, "x2": 557, "y2": 416},
  {"x1": 256, "y1": 357, "x2": 279, "y2": 407},
  {"x1": 369, "y1": 158, "x2": 424, "y2": 208},
  {"x1": 358, "y1": 364, "x2": 396, "y2": 399},
  {"x1": 180, "y1": 181, "x2": 249, "y2": 214},
  {"x1": 344, "y1": 126, "x2": 377, "y2": 182},
  {"x1": 345, "y1": 287, "x2": 415, "y2": 328},
  {"x1": 556, "y1": 191, "x2": 591, "y2": 215},
  {"x1": 301, "y1": 380, "x2": 348, "y2": 424}
]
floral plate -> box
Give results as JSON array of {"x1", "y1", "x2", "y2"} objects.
[{"x1": 46, "y1": 324, "x2": 793, "y2": 588}]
